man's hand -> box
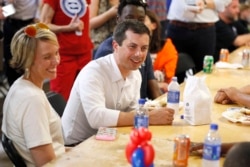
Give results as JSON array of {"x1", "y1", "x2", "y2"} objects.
[
  {"x1": 149, "y1": 107, "x2": 174, "y2": 125},
  {"x1": 214, "y1": 88, "x2": 234, "y2": 104}
]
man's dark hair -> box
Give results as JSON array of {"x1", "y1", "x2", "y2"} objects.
[
  {"x1": 223, "y1": 142, "x2": 250, "y2": 167},
  {"x1": 118, "y1": 0, "x2": 147, "y2": 16},
  {"x1": 113, "y1": 19, "x2": 150, "y2": 46}
]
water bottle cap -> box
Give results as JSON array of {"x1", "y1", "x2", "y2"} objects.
[
  {"x1": 172, "y1": 76, "x2": 178, "y2": 82},
  {"x1": 210, "y1": 123, "x2": 218, "y2": 130},
  {"x1": 138, "y1": 98, "x2": 146, "y2": 104},
  {"x1": 180, "y1": 115, "x2": 184, "y2": 119}
]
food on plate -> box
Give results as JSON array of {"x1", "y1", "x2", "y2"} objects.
[
  {"x1": 144, "y1": 100, "x2": 162, "y2": 111},
  {"x1": 239, "y1": 107, "x2": 250, "y2": 115},
  {"x1": 223, "y1": 107, "x2": 250, "y2": 123},
  {"x1": 154, "y1": 95, "x2": 167, "y2": 107},
  {"x1": 228, "y1": 111, "x2": 245, "y2": 120},
  {"x1": 144, "y1": 96, "x2": 167, "y2": 110}
]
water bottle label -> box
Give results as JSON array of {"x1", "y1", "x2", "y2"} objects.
[
  {"x1": 203, "y1": 144, "x2": 221, "y2": 161},
  {"x1": 167, "y1": 91, "x2": 180, "y2": 103},
  {"x1": 134, "y1": 115, "x2": 149, "y2": 129}
]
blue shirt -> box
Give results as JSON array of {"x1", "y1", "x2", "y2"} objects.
[{"x1": 94, "y1": 36, "x2": 155, "y2": 99}]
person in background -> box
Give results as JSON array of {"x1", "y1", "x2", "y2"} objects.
[
  {"x1": 147, "y1": 0, "x2": 168, "y2": 40},
  {"x1": 190, "y1": 142, "x2": 238, "y2": 157},
  {"x1": 215, "y1": 0, "x2": 250, "y2": 61},
  {"x1": 0, "y1": 4, "x2": 4, "y2": 19},
  {"x1": 223, "y1": 142, "x2": 250, "y2": 167},
  {"x1": 239, "y1": 3, "x2": 250, "y2": 30},
  {"x1": 166, "y1": 0, "x2": 172, "y2": 13},
  {"x1": 1, "y1": 23, "x2": 65, "y2": 166},
  {"x1": 214, "y1": 84, "x2": 250, "y2": 108},
  {"x1": 89, "y1": 0, "x2": 118, "y2": 57},
  {"x1": 144, "y1": 9, "x2": 178, "y2": 92},
  {"x1": 40, "y1": 0, "x2": 93, "y2": 101},
  {"x1": 167, "y1": 0, "x2": 231, "y2": 72},
  {"x1": 2, "y1": 0, "x2": 41, "y2": 87},
  {"x1": 94, "y1": 0, "x2": 162, "y2": 100},
  {"x1": 62, "y1": 20, "x2": 174, "y2": 146}
]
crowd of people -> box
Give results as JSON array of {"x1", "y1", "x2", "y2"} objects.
[{"x1": 0, "y1": 0, "x2": 250, "y2": 166}]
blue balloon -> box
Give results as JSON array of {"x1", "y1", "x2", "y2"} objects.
[{"x1": 132, "y1": 147, "x2": 145, "y2": 167}]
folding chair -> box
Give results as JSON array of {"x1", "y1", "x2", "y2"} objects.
[
  {"x1": 1, "y1": 133, "x2": 26, "y2": 167},
  {"x1": 46, "y1": 91, "x2": 66, "y2": 117},
  {"x1": 175, "y1": 52, "x2": 196, "y2": 83}
]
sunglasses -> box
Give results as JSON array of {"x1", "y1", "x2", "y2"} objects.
[
  {"x1": 124, "y1": 0, "x2": 147, "y2": 6},
  {"x1": 24, "y1": 23, "x2": 49, "y2": 38}
]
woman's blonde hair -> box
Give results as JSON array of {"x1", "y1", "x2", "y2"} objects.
[{"x1": 10, "y1": 24, "x2": 58, "y2": 74}]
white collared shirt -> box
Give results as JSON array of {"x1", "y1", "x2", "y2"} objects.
[
  {"x1": 167, "y1": 0, "x2": 232, "y2": 23},
  {"x1": 62, "y1": 54, "x2": 142, "y2": 145}
]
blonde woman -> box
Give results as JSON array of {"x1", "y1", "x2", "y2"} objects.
[{"x1": 1, "y1": 23, "x2": 65, "y2": 167}]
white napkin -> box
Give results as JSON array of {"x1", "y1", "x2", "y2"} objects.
[{"x1": 215, "y1": 61, "x2": 243, "y2": 69}]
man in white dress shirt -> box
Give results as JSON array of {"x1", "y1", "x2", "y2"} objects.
[{"x1": 62, "y1": 20, "x2": 174, "y2": 146}]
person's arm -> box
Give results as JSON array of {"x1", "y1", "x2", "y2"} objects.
[
  {"x1": 157, "y1": 82, "x2": 168, "y2": 93},
  {"x1": 0, "y1": 6, "x2": 5, "y2": 19},
  {"x1": 204, "y1": 0, "x2": 231, "y2": 12},
  {"x1": 117, "y1": 107, "x2": 174, "y2": 126},
  {"x1": 190, "y1": 142, "x2": 235, "y2": 156},
  {"x1": 40, "y1": 3, "x2": 83, "y2": 34},
  {"x1": 117, "y1": 111, "x2": 135, "y2": 126},
  {"x1": 146, "y1": 54, "x2": 163, "y2": 99},
  {"x1": 94, "y1": 37, "x2": 114, "y2": 59},
  {"x1": 21, "y1": 96, "x2": 64, "y2": 166},
  {"x1": 214, "y1": 85, "x2": 250, "y2": 108},
  {"x1": 224, "y1": 87, "x2": 250, "y2": 108},
  {"x1": 203, "y1": 0, "x2": 215, "y2": 9},
  {"x1": 233, "y1": 33, "x2": 250, "y2": 47},
  {"x1": 214, "y1": 88, "x2": 234, "y2": 104},
  {"x1": 148, "y1": 79, "x2": 163, "y2": 99},
  {"x1": 89, "y1": 0, "x2": 118, "y2": 29},
  {"x1": 149, "y1": 107, "x2": 174, "y2": 125},
  {"x1": 30, "y1": 144, "x2": 56, "y2": 167},
  {"x1": 239, "y1": 84, "x2": 250, "y2": 94}
]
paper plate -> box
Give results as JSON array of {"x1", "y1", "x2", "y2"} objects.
[{"x1": 222, "y1": 107, "x2": 250, "y2": 125}]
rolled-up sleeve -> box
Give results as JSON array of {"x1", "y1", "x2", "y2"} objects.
[{"x1": 78, "y1": 64, "x2": 120, "y2": 129}]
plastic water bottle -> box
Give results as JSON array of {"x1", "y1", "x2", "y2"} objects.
[
  {"x1": 167, "y1": 76, "x2": 180, "y2": 116},
  {"x1": 134, "y1": 98, "x2": 149, "y2": 129},
  {"x1": 202, "y1": 123, "x2": 221, "y2": 167}
]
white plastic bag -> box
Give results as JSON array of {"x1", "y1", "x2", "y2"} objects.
[{"x1": 183, "y1": 76, "x2": 212, "y2": 125}]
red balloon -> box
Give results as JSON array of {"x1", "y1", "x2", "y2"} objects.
[
  {"x1": 125, "y1": 141, "x2": 137, "y2": 163},
  {"x1": 130, "y1": 129, "x2": 141, "y2": 145},
  {"x1": 142, "y1": 143, "x2": 155, "y2": 166},
  {"x1": 146, "y1": 131, "x2": 152, "y2": 141},
  {"x1": 138, "y1": 127, "x2": 147, "y2": 141},
  {"x1": 138, "y1": 127, "x2": 152, "y2": 142}
]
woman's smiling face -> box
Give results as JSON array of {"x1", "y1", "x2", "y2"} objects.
[{"x1": 29, "y1": 40, "x2": 60, "y2": 84}]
